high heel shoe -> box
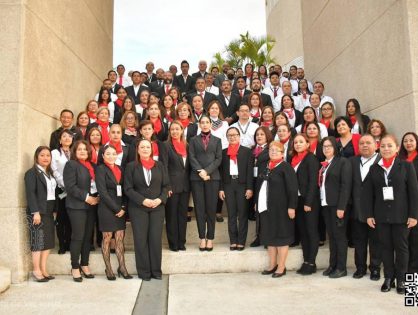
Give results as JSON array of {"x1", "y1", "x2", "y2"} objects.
[
  {"x1": 32, "y1": 272, "x2": 48, "y2": 282},
  {"x1": 261, "y1": 265, "x2": 278, "y2": 275},
  {"x1": 117, "y1": 267, "x2": 133, "y2": 279},
  {"x1": 105, "y1": 269, "x2": 116, "y2": 281},
  {"x1": 79, "y1": 267, "x2": 95, "y2": 279},
  {"x1": 272, "y1": 268, "x2": 287, "y2": 278},
  {"x1": 71, "y1": 269, "x2": 82, "y2": 282}
]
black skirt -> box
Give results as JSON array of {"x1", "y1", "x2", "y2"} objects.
[{"x1": 27, "y1": 201, "x2": 55, "y2": 251}]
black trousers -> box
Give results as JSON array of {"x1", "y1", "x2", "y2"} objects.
[
  {"x1": 296, "y1": 197, "x2": 319, "y2": 264},
  {"x1": 409, "y1": 226, "x2": 418, "y2": 273},
  {"x1": 378, "y1": 223, "x2": 410, "y2": 281},
  {"x1": 67, "y1": 207, "x2": 95, "y2": 269},
  {"x1": 318, "y1": 206, "x2": 326, "y2": 242},
  {"x1": 165, "y1": 191, "x2": 189, "y2": 248},
  {"x1": 352, "y1": 219, "x2": 381, "y2": 272},
  {"x1": 191, "y1": 180, "x2": 220, "y2": 240},
  {"x1": 224, "y1": 180, "x2": 248, "y2": 245},
  {"x1": 56, "y1": 194, "x2": 71, "y2": 250},
  {"x1": 130, "y1": 206, "x2": 165, "y2": 278},
  {"x1": 323, "y1": 206, "x2": 348, "y2": 270}
]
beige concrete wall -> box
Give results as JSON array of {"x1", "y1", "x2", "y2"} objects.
[
  {"x1": 0, "y1": 0, "x2": 113, "y2": 282},
  {"x1": 266, "y1": 0, "x2": 304, "y2": 67},
  {"x1": 300, "y1": 0, "x2": 417, "y2": 136}
]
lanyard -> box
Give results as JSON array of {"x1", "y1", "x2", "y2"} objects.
[{"x1": 237, "y1": 121, "x2": 250, "y2": 135}]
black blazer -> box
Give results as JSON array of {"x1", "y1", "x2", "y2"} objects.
[
  {"x1": 350, "y1": 154, "x2": 381, "y2": 222},
  {"x1": 217, "y1": 93, "x2": 240, "y2": 121},
  {"x1": 49, "y1": 126, "x2": 83, "y2": 151},
  {"x1": 145, "y1": 73, "x2": 157, "y2": 84},
  {"x1": 192, "y1": 71, "x2": 208, "y2": 79},
  {"x1": 63, "y1": 160, "x2": 94, "y2": 210},
  {"x1": 124, "y1": 161, "x2": 169, "y2": 210},
  {"x1": 186, "y1": 91, "x2": 217, "y2": 110},
  {"x1": 111, "y1": 83, "x2": 122, "y2": 94},
  {"x1": 295, "y1": 153, "x2": 320, "y2": 207},
  {"x1": 126, "y1": 84, "x2": 149, "y2": 104},
  {"x1": 364, "y1": 157, "x2": 418, "y2": 223},
  {"x1": 312, "y1": 142, "x2": 326, "y2": 163},
  {"x1": 188, "y1": 134, "x2": 222, "y2": 181},
  {"x1": 232, "y1": 88, "x2": 251, "y2": 104},
  {"x1": 219, "y1": 146, "x2": 254, "y2": 190},
  {"x1": 173, "y1": 74, "x2": 195, "y2": 96},
  {"x1": 322, "y1": 157, "x2": 352, "y2": 211},
  {"x1": 165, "y1": 141, "x2": 190, "y2": 193},
  {"x1": 242, "y1": 92, "x2": 273, "y2": 107},
  {"x1": 97, "y1": 144, "x2": 129, "y2": 170},
  {"x1": 24, "y1": 167, "x2": 54, "y2": 214},
  {"x1": 149, "y1": 81, "x2": 165, "y2": 98},
  {"x1": 185, "y1": 123, "x2": 199, "y2": 142},
  {"x1": 127, "y1": 138, "x2": 167, "y2": 167},
  {"x1": 95, "y1": 164, "x2": 125, "y2": 214}
]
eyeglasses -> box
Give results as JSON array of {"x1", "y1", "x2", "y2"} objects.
[
  {"x1": 269, "y1": 149, "x2": 283, "y2": 153},
  {"x1": 323, "y1": 145, "x2": 333, "y2": 149},
  {"x1": 321, "y1": 108, "x2": 332, "y2": 111},
  {"x1": 227, "y1": 134, "x2": 240, "y2": 138}
]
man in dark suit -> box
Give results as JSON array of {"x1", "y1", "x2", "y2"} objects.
[
  {"x1": 126, "y1": 71, "x2": 149, "y2": 104},
  {"x1": 214, "y1": 63, "x2": 230, "y2": 87},
  {"x1": 217, "y1": 80, "x2": 240, "y2": 124},
  {"x1": 49, "y1": 109, "x2": 83, "y2": 151},
  {"x1": 186, "y1": 77, "x2": 217, "y2": 110},
  {"x1": 149, "y1": 68, "x2": 165, "y2": 98},
  {"x1": 242, "y1": 78, "x2": 273, "y2": 107},
  {"x1": 192, "y1": 60, "x2": 208, "y2": 79},
  {"x1": 173, "y1": 60, "x2": 195, "y2": 97},
  {"x1": 145, "y1": 61, "x2": 157, "y2": 84},
  {"x1": 233, "y1": 76, "x2": 251, "y2": 104},
  {"x1": 350, "y1": 134, "x2": 382, "y2": 281},
  {"x1": 107, "y1": 70, "x2": 122, "y2": 94}
]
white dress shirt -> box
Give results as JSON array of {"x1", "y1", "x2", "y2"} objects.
[
  {"x1": 360, "y1": 153, "x2": 378, "y2": 181},
  {"x1": 262, "y1": 86, "x2": 282, "y2": 112},
  {"x1": 51, "y1": 149, "x2": 70, "y2": 188},
  {"x1": 205, "y1": 85, "x2": 219, "y2": 96},
  {"x1": 231, "y1": 120, "x2": 259, "y2": 149},
  {"x1": 117, "y1": 75, "x2": 132, "y2": 87},
  {"x1": 320, "y1": 157, "x2": 334, "y2": 206},
  {"x1": 37, "y1": 165, "x2": 57, "y2": 201}
]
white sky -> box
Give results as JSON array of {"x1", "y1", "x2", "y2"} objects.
[{"x1": 113, "y1": 0, "x2": 266, "y2": 73}]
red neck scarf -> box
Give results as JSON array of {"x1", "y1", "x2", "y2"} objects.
[
  {"x1": 90, "y1": 146, "x2": 99, "y2": 164},
  {"x1": 172, "y1": 139, "x2": 187, "y2": 157},
  {"x1": 152, "y1": 141, "x2": 159, "y2": 157},
  {"x1": 88, "y1": 112, "x2": 97, "y2": 120},
  {"x1": 78, "y1": 159, "x2": 95, "y2": 180},
  {"x1": 291, "y1": 151, "x2": 308, "y2": 168},
  {"x1": 320, "y1": 118, "x2": 330, "y2": 129},
  {"x1": 141, "y1": 158, "x2": 155, "y2": 170},
  {"x1": 280, "y1": 136, "x2": 290, "y2": 145},
  {"x1": 151, "y1": 117, "x2": 162, "y2": 134},
  {"x1": 253, "y1": 145, "x2": 264, "y2": 158},
  {"x1": 105, "y1": 162, "x2": 121, "y2": 183},
  {"x1": 227, "y1": 143, "x2": 240, "y2": 164},
  {"x1": 251, "y1": 109, "x2": 260, "y2": 118},
  {"x1": 126, "y1": 127, "x2": 137, "y2": 136},
  {"x1": 268, "y1": 158, "x2": 283, "y2": 170},
  {"x1": 407, "y1": 151, "x2": 418, "y2": 163},
  {"x1": 96, "y1": 120, "x2": 110, "y2": 144},
  {"x1": 349, "y1": 115, "x2": 357, "y2": 126},
  {"x1": 283, "y1": 108, "x2": 294, "y2": 119},
  {"x1": 109, "y1": 140, "x2": 123, "y2": 154},
  {"x1": 309, "y1": 140, "x2": 318, "y2": 154},
  {"x1": 261, "y1": 120, "x2": 272, "y2": 128},
  {"x1": 99, "y1": 102, "x2": 108, "y2": 107},
  {"x1": 115, "y1": 99, "x2": 123, "y2": 108},
  {"x1": 382, "y1": 155, "x2": 396, "y2": 169},
  {"x1": 165, "y1": 113, "x2": 173, "y2": 122},
  {"x1": 179, "y1": 118, "x2": 190, "y2": 129}
]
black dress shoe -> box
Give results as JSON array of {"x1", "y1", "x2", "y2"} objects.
[
  {"x1": 353, "y1": 269, "x2": 366, "y2": 279},
  {"x1": 396, "y1": 280, "x2": 405, "y2": 294},
  {"x1": 289, "y1": 241, "x2": 300, "y2": 248},
  {"x1": 329, "y1": 269, "x2": 347, "y2": 278},
  {"x1": 309, "y1": 264, "x2": 317, "y2": 273},
  {"x1": 261, "y1": 265, "x2": 278, "y2": 275},
  {"x1": 322, "y1": 266, "x2": 334, "y2": 276},
  {"x1": 58, "y1": 248, "x2": 66, "y2": 255},
  {"x1": 318, "y1": 241, "x2": 325, "y2": 247},
  {"x1": 216, "y1": 215, "x2": 224, "y2": 223},
  {"x1": 370, "y1": 270, "x2": 380, "y2": 281},
  {"x1": 187, "y1": 216, "x2": 192, "y2": 222},
  {"x1": 32, "y1": 273, "x2": 49, "y2": 282},
  {"x1": 139, "y1": 275, "x2": 151, "y2": 281},
  {"x1": 169, "y1": 246, "x2": 179, "y2": 252},
  {"x1": 301, "y1": 264, "x2": 316, "y2": 276},
  {"x1": 179, "y1": 245, "x2": 186, "y2": 251},
  {"x1": 205, "y1": 246, "x2": 213, "y2": 252},
  {"x1": 237, "y1": 246, "x2": 245, "y2": 251},
  {"x1": 272, "y1": 268, "x2": 286, "y2": 278},
  {"x1": 250, "y1": 238, "x2": 260, "y2": 247},
  {"x1": 230, "y1": 245, "x2": 237, "y2": 251},
  {"x1": 381, "y1": 278, "x2": 394, "y2": 292},
  {"x1": 296, "y1": 263, "x2": 308, "y2": 274},
  {"x1": 71, "y1": 269, "x2": 82, "y2": 283},
  {"x1": 43, "y1": 275, "x2": 55, "y2": 280},
  {"x1": 248, "y1": 214, "x2": 256, "y2": 221},
  {"x1": 151, "y1": 275, "x2": 162, "y2": 280}
]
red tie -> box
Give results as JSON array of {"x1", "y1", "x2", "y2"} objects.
[
  {"x1": 318, "y1": 161, "x2": 329, "y2": 187},
  {"x1": 240, "y1": 90, "x2": 243, "y2": 98},
  {"x1": 165, "y1": 85, "x2": 170, "y2": 95},
  {"x1": 118, "y1": 76, "x2": 123, "y2": 85},
  {"x1": 274, "y1": 88, "x2": 277, "y2": 98},
  {"x1": 200, "y1": 91, "x2": 204, "y2": 98}
]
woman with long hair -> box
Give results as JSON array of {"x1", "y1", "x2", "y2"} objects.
[
  {"x1": 120, "y1": 110, "x2": 139, "y2": 146},
  {"x1": 366, "y1": 119, "x2": 387, "y2": 150},
  {"x1": 259, "y1": 106, "x2": 274, "y2": 131},
  {"x1": 146, "y1": 102, "x2": 169, "y2": 142},
  {"x1": 319, "y1": 102, "x2": 336, "y2": 137},
  {"x1": 346, "y1": 98, "x2": 371, "y2": 135}
]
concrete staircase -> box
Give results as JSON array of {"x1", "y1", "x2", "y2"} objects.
[{"x1": 48, "y1": 218, "x2": 355, "y2": 275}]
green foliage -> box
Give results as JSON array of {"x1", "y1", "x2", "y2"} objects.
[{"x1": 210, "y1": 31, "x2": 277, "y2": 70}]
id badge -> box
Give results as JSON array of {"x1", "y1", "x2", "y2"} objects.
[
  {"x1": 253, "y1": 167, "x2": 258, "y2": 178},
  {"x1": 383, "y1": 186, "x2": 394, "y2": 201},
  {"x1": 90, "y1": 180, "x2": 97, "y2": 194},
  {"x1": 116, "y1": 185, "x2": 122, "y2": 197}
]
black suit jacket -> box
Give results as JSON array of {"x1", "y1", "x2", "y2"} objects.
[
  {"x1": 95, "y1": 164, "x2": 125, "y2": 214},
  {"x1": 242, "y1": 92, "x2": 273, "y2": 107},
  {"x1": 322, "y1": 157, "x2": 352, "y2": 211},
  {"x1": 219, "y1": 146, "x2": 254, "y2": 190},
  {"x1": 49, "y1": 126, "x2": 83, "y2": 151},
  {"x1": 63, "y1": 160, "x2": 94, "y2": 210},
  {"x1": 111, "y1": 83, "x2": 123, "y2": 94},
  {"x1": 24, "y1": 167, "x2": 53, "y2": 214},
  {"x1": 295, "y1": 153, "x2": 320, "y2": 207},
  {"x1": 165, "y1": 141, "x2": 190, "y2": 193},
  {"x1": 145, "y1": 73, "x2": 157, "y2": 85},
  {"x1": 173, "y1": 74, "x2": 195, "y2": 96},
  {"x1": 97, "y1": 144, "x2": 129, "y2": 170},
  {"x1": 217, "y1": 93, "x2": 240, "y2": 121},
  {"x1": 185, "y1": 123, "x2": 198, "y2": 142},
  {"x1": 126, "y1": 84, "x2": 149, "y2": 104},
  {"x1": 192, "y1": 71, "x2": 208, "y2": 79},
  {"x1": 149, "y1": 80, "x2": 165, "y2": 98},
  {"x1": 127, "y1": 139, "x2": 167, "y2": 167},
  {"x1": 186, "y1": 91, "x2": 217, "y2": 110},
  {"x1": 350, "y1": 154, "x2": 381, "y2": 222},
  {"x1": 364, "y1": 157, "x2": 418, "y2": 223},
  {"x1": 188, "y1": 134, "x2": 222, "y2": 181},
  {"x1": 233, "y1": 88, "x2": 251, "y2": 104},
  {"x1": 124, "y1": 161, "x2": 169, "y2": 210}
]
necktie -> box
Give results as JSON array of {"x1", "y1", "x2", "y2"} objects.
[
  {"x1": 118, "y1": 76, "x2": 123, "y2": 85},
  {"x1": 318, "y1": 161, "x2": 329, "y2": 187},
  {"x1": 254, "y1": 145, "x2": 262, "y2": 157},
  {"x1": 165, "y1": 85, "x2": 170, "y2": 95},
  {"x1": 200, "y1": 91, "x2": 204, "y2": 98},
  {"x1": 159, "y1": 80, "x2": 162, "y2": 87},
  {"x1": 240, "y1": 90, "x2": 243, "y2": 98},
  {"x1": 274, "y1": 88, "x2": 277, "y2": 98}
]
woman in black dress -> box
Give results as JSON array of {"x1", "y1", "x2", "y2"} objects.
[
  {"x1": 25, "y1": 146, "x2": 57, "y2": 282},
  {"x1": 345, "y1": 98, "x2": 370, "y2": 135},
  {"x1": 96, "y1": 145, "x2": 132, "y2": 280},
  {"x1": 258, "y1": 141, "x2": 298, "y2": 278},
  {"x1": 124, "y1": 139, "x2": 169, "y2": 281}
]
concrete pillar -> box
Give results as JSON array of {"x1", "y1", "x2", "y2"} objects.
[{"x1": 0, "y1": 0, "x2": 113, "y2": 283}]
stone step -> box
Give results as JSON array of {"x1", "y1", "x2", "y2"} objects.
[
  {"x1": 0, "y1": 266, "x2": 11, "y2": 293},
  {"x1": 47, "y1": 245, "x2": 355, "y2": 275}
]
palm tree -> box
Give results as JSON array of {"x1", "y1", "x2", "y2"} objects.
[
  {"x1": 210, "y1": 52, "x2": 226, "y2": 71},
  {"x1": 224, "y1": 39, "x2": 243, "y2": 69}
]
